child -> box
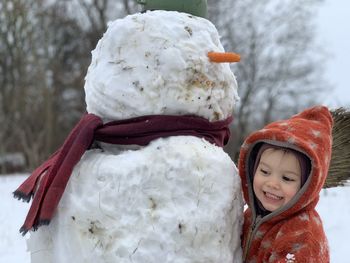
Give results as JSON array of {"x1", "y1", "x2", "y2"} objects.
[{"x1": 238, "y1": 106, "x2": 332, "y2": 263}]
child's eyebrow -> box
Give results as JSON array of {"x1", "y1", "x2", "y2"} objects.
[
  {"x1": 259, "y1": 162, "x2": 270, "y2": 168},
  {"x1": 283, "y1": 171, "x2": 301, "y2": 177}
]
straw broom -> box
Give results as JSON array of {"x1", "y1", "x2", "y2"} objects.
[{"x1": 324, "y1": 108, "x2": 350, "y2": 188}]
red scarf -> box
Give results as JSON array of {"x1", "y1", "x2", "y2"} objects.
[{"x1": 14, "y1": 113, "x2": 233, "y2": 234}]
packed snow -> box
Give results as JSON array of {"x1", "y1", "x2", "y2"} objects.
[
  {"x1": 84, "y1": 10, "x2": 239, "y2": 123},
  {"x1": 26, "y1": 137, "x2": 243, "y2": 262},
  {"x1": 1, "y1": 174, "x2": 349, "y2": 262},
  {"x1": 17, "y1": 10, "x2": 243, "y2": 263}
]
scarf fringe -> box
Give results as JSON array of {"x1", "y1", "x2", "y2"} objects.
[
  {"x1": 19, "y1": 225, "x2": 30, "y2": 236},
  {"x1": 13, "y1": 190, "x2": 33, "y2": 203},
  {"x1": 13, "y1": 151, "x2": 58, "y2": 203},
  {"x1": 19, "y1": 219, "x2": 51, "y2": 236}
]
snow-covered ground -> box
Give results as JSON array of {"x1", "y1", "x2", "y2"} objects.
[{"x1": 1, "y1": 174, "x2": 349, "y2": 262}]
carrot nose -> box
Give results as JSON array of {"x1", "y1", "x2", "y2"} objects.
[{"x1": 207, "y1": 52, "x2": 241, "y2": 63}]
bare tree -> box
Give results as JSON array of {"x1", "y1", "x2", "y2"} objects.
[
  {"x1": 70, "y1": 0, "x2": 141, "y2": 49},
  {"x1": 0, "y1": 0, "x2": 86, "y2": 171},
  {"x1": 0, "y1": 0, "x2": 140, "y2": 172},
  {"x1": 208, "y1": 0, "x2": 329, "y2": 160},
  {"x1": 0, "y1": 0, "x2": 42, "y2": 171}
]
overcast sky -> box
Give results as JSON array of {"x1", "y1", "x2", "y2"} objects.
[{"x1": 317, "y1": 0, "x2": 350, "y2": 108}]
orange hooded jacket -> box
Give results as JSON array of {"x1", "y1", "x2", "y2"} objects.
[{"x1": 238, "y1": 106, "x2": 332, "y2": 263}]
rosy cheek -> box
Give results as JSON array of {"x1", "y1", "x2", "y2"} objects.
[{"x1": 286, "y1": 187, "x2": 299, "y2": 199}]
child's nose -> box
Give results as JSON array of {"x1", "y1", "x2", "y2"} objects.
[{"x1": 266, "y1": 176, "x2": 280, "y2": 189}]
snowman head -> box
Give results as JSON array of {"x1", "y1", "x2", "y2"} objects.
[{"x1": 84, "y1": 10, "x2": 239, "y2": 122}]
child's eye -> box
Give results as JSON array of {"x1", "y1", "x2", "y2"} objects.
[
  {"x1": 260, "y1": 169, "x2": 268, "y2": 175},
  {"x1": 282, "y1": 176, "x2": 295, "y2": 182}
]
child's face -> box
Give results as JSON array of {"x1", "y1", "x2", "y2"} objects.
[{"x1": 253, "y1": 148, "x2": 302, "y2": 212}]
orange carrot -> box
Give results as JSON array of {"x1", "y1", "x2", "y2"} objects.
[{"x1": 207, "y1": 52, "x2": 241, "y2": 63}]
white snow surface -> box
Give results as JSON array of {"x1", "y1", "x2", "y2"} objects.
[
  {"x1": 84, "y1": 10, "x2": 239, "y2": 122},
  {"x1": 22, "y1": 136, "x2": 243, "y2": 263},
  {"x1": 2, "y1": 176, "x2": 349, "y2": 262}
]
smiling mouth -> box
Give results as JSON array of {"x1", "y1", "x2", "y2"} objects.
[{"x1": 263, "y1": 191, "x2": 283, "y2": 200}]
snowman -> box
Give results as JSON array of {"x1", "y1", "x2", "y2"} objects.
[{"x1": 14, "y1": 1, "x2": 243, "y2": 262}]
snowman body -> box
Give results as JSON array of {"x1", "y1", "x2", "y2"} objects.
[{"x1": 27, "y1": 10, "x2": 243, "y2": 262}]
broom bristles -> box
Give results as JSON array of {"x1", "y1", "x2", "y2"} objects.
[{"x1": 324, "y1": 108, "x2": 350, "y2": 188}]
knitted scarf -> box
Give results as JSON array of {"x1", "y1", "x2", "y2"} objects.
[{"x1": 14, "y1": 113, "x2": 233, "y2": 234}]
